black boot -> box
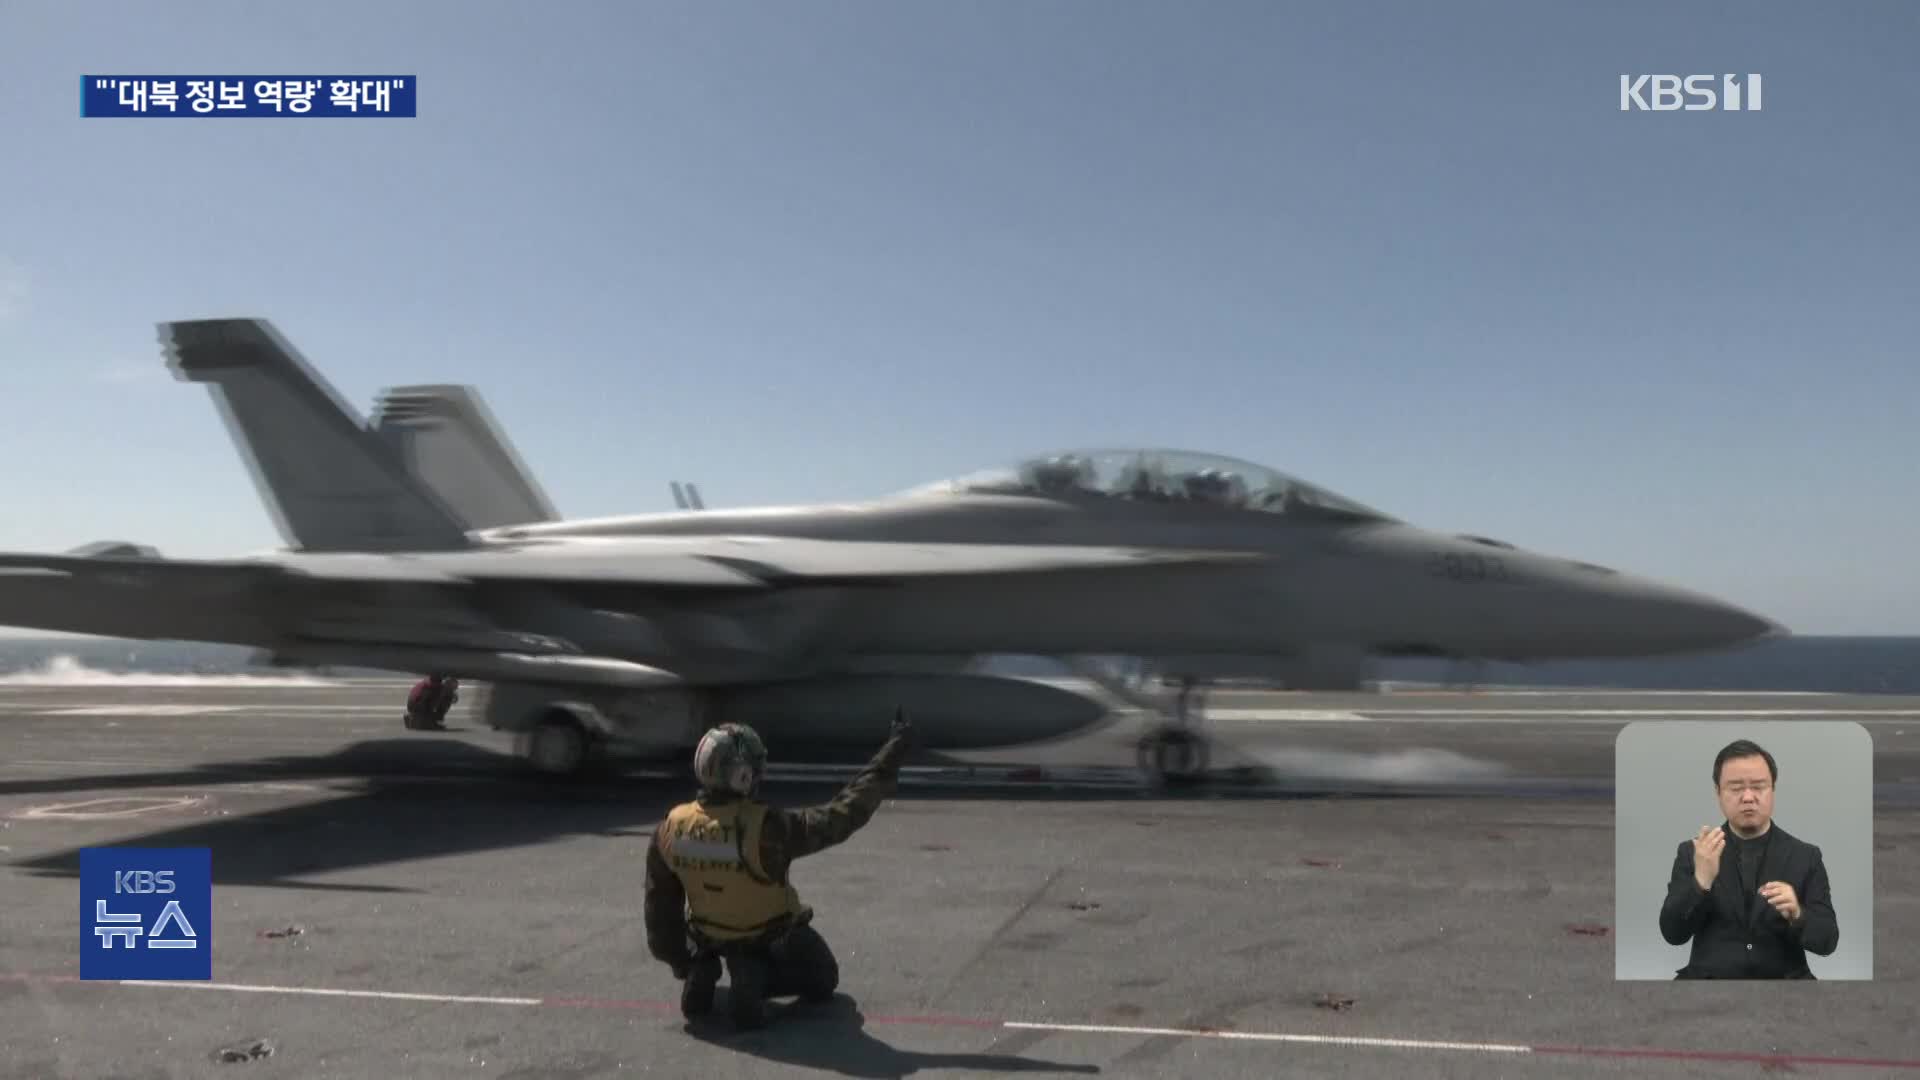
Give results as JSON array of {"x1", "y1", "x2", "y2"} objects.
[{"x1": 681, "y1": 953, "x2": 721, "y2": 1019}]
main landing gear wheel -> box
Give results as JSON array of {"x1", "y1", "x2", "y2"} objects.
[
  {"x1": 1136, "y1": 677, "x2": 1212, "y2": 785},
  {"x1": 517, "y1": 713, "x2": 593, "y2": 777},
  {"x1": 1137, "y1": 725, "x2": 1210, "y2": 783}
]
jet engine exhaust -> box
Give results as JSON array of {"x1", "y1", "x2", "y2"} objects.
[{"x1": 1244, "y1": 746, "x2": 1509, "y2": 785}]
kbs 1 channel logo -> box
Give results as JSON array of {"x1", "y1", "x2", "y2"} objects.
[
  {"x1": 81, "y1": 76, "x2": 416, "y2": 117},
  {"x1": 1620, "y1": 74, "x2": 1762, "y2": 112},
  {"x1": 80, "y1": 848, "x2": 212, "y2": 980}
]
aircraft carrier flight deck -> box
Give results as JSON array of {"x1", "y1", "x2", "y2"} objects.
[{"x1": 3, "y1": 678, "x2": 1917, "y2": 1078}]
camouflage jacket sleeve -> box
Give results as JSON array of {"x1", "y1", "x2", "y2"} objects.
[
  {"x1": 642, "y1": 821, "x2": 692, "y2": 967},
  {"x1": 760, "y1": 732, "x2": 906, "y2": 883}
]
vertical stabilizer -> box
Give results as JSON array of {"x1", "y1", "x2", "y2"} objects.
[
  {"x1": 161, "y1": 318, "x2": 472, "y2": 551},
  {"x1": 373, "y1": 384, "x2": 560, "y2": 529}
]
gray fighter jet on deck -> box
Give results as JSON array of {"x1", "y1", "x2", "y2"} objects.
[{"x1": 0, "y1": 319, "x2": 1784, "y2": 782}]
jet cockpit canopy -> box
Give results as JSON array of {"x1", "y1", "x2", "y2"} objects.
[{"x1": 905, "y1": 448, "x2": 1396, "y2": 522}]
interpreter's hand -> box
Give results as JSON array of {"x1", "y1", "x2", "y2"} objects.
[
  {"x1": 1691, "y1": 826, "x2": 1725, "y2": 891},
  {"x1": 1760, "y1": 881, "x2": 1801, "y2": 923},
  {"x1": 891, "y1": 706, "x2": 912, "y2": 738}
]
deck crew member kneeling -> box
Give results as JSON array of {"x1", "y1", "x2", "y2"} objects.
[{"x1": 645, "y1": 710, "x2": 910, "y2": 1029}]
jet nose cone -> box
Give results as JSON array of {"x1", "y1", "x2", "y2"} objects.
[
  {"x1": 1536, "y1": 565, "x2": 1790, "y2": 659},
  {"x1": 1658, "y1": 591, "x2": 1786, "y2": 653},
  {"x1": 1750, "y1": 613, "x2": 1790, "y2": 642}
]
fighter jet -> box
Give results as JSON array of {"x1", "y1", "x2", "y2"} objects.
[{"x1": 0, "y1": 318, "x2": 1784, "y2": 783}]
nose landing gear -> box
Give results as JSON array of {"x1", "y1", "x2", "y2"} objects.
[{"x1": 1135, "y1": 677, "x2": 1212, "y2": 784}]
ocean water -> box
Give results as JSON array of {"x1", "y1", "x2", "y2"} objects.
[
  {"x1": 990, "y1": 638, "x2": 1920, "y2": 694},
  {"x1": 2, "y1": 636, "x2": 1918, "y2": 694},
  {"x1": 1372, "y1": 636, "x2": 1920, "y2": 694}
]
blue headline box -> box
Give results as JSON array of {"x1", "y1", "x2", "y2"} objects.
[
  {"x1": 80, "y1": 847, "x2": 212, "y2": 981},
  {"x1": 82, "y1": 76, "x2": 415, "y2": 117}
]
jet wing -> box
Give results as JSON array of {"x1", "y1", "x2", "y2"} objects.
[
  {"x1": 0, "y1": 551, "x2": 279, "y2": 587},
  {"x1": 0, "y1": 539, "x2": 1261, "y2": 687},
  {"x1": 0, "y1": 537, "x2": 1259, "y2": 600}
]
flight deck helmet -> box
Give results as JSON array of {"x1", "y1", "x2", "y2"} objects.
[{"x1": 693, "y1": 723, "x2": 768, "y2": 797}]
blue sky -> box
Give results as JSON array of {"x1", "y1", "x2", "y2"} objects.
[{"x1": 1, "y1": 1, "x2": 1915, "y2": 635}]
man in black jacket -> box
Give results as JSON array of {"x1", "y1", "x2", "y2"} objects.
[{"x1": 1658, "y1": 738, "x2": 1839, "y2": 978}]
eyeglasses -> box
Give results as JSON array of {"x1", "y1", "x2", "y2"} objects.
[{"x1": 1720, "y1": 781, "x2": 1772, "y2": 795}]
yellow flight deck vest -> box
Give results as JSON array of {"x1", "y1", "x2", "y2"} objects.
[{"x1": 660, "y1": 799, "x2": 802, "y2": 942}]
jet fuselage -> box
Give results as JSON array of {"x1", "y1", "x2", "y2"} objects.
[{"x1": 476, "y1": 490, "x2": 1779, "y2": 668}]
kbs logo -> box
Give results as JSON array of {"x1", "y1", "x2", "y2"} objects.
[
  {"x1": 80, "y1": 847, "x2": 212, "y2": 981},
  {"x1": 115, "y1": 870, "x2": 175, "y2": 893},
  {"x1": 1620, "y1": 74, "x2": 1763, "y2": 111}
]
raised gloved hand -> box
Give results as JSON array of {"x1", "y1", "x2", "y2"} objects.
[{"x1": 891, "y1": 706, "x2": 912, "y2": 738}]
